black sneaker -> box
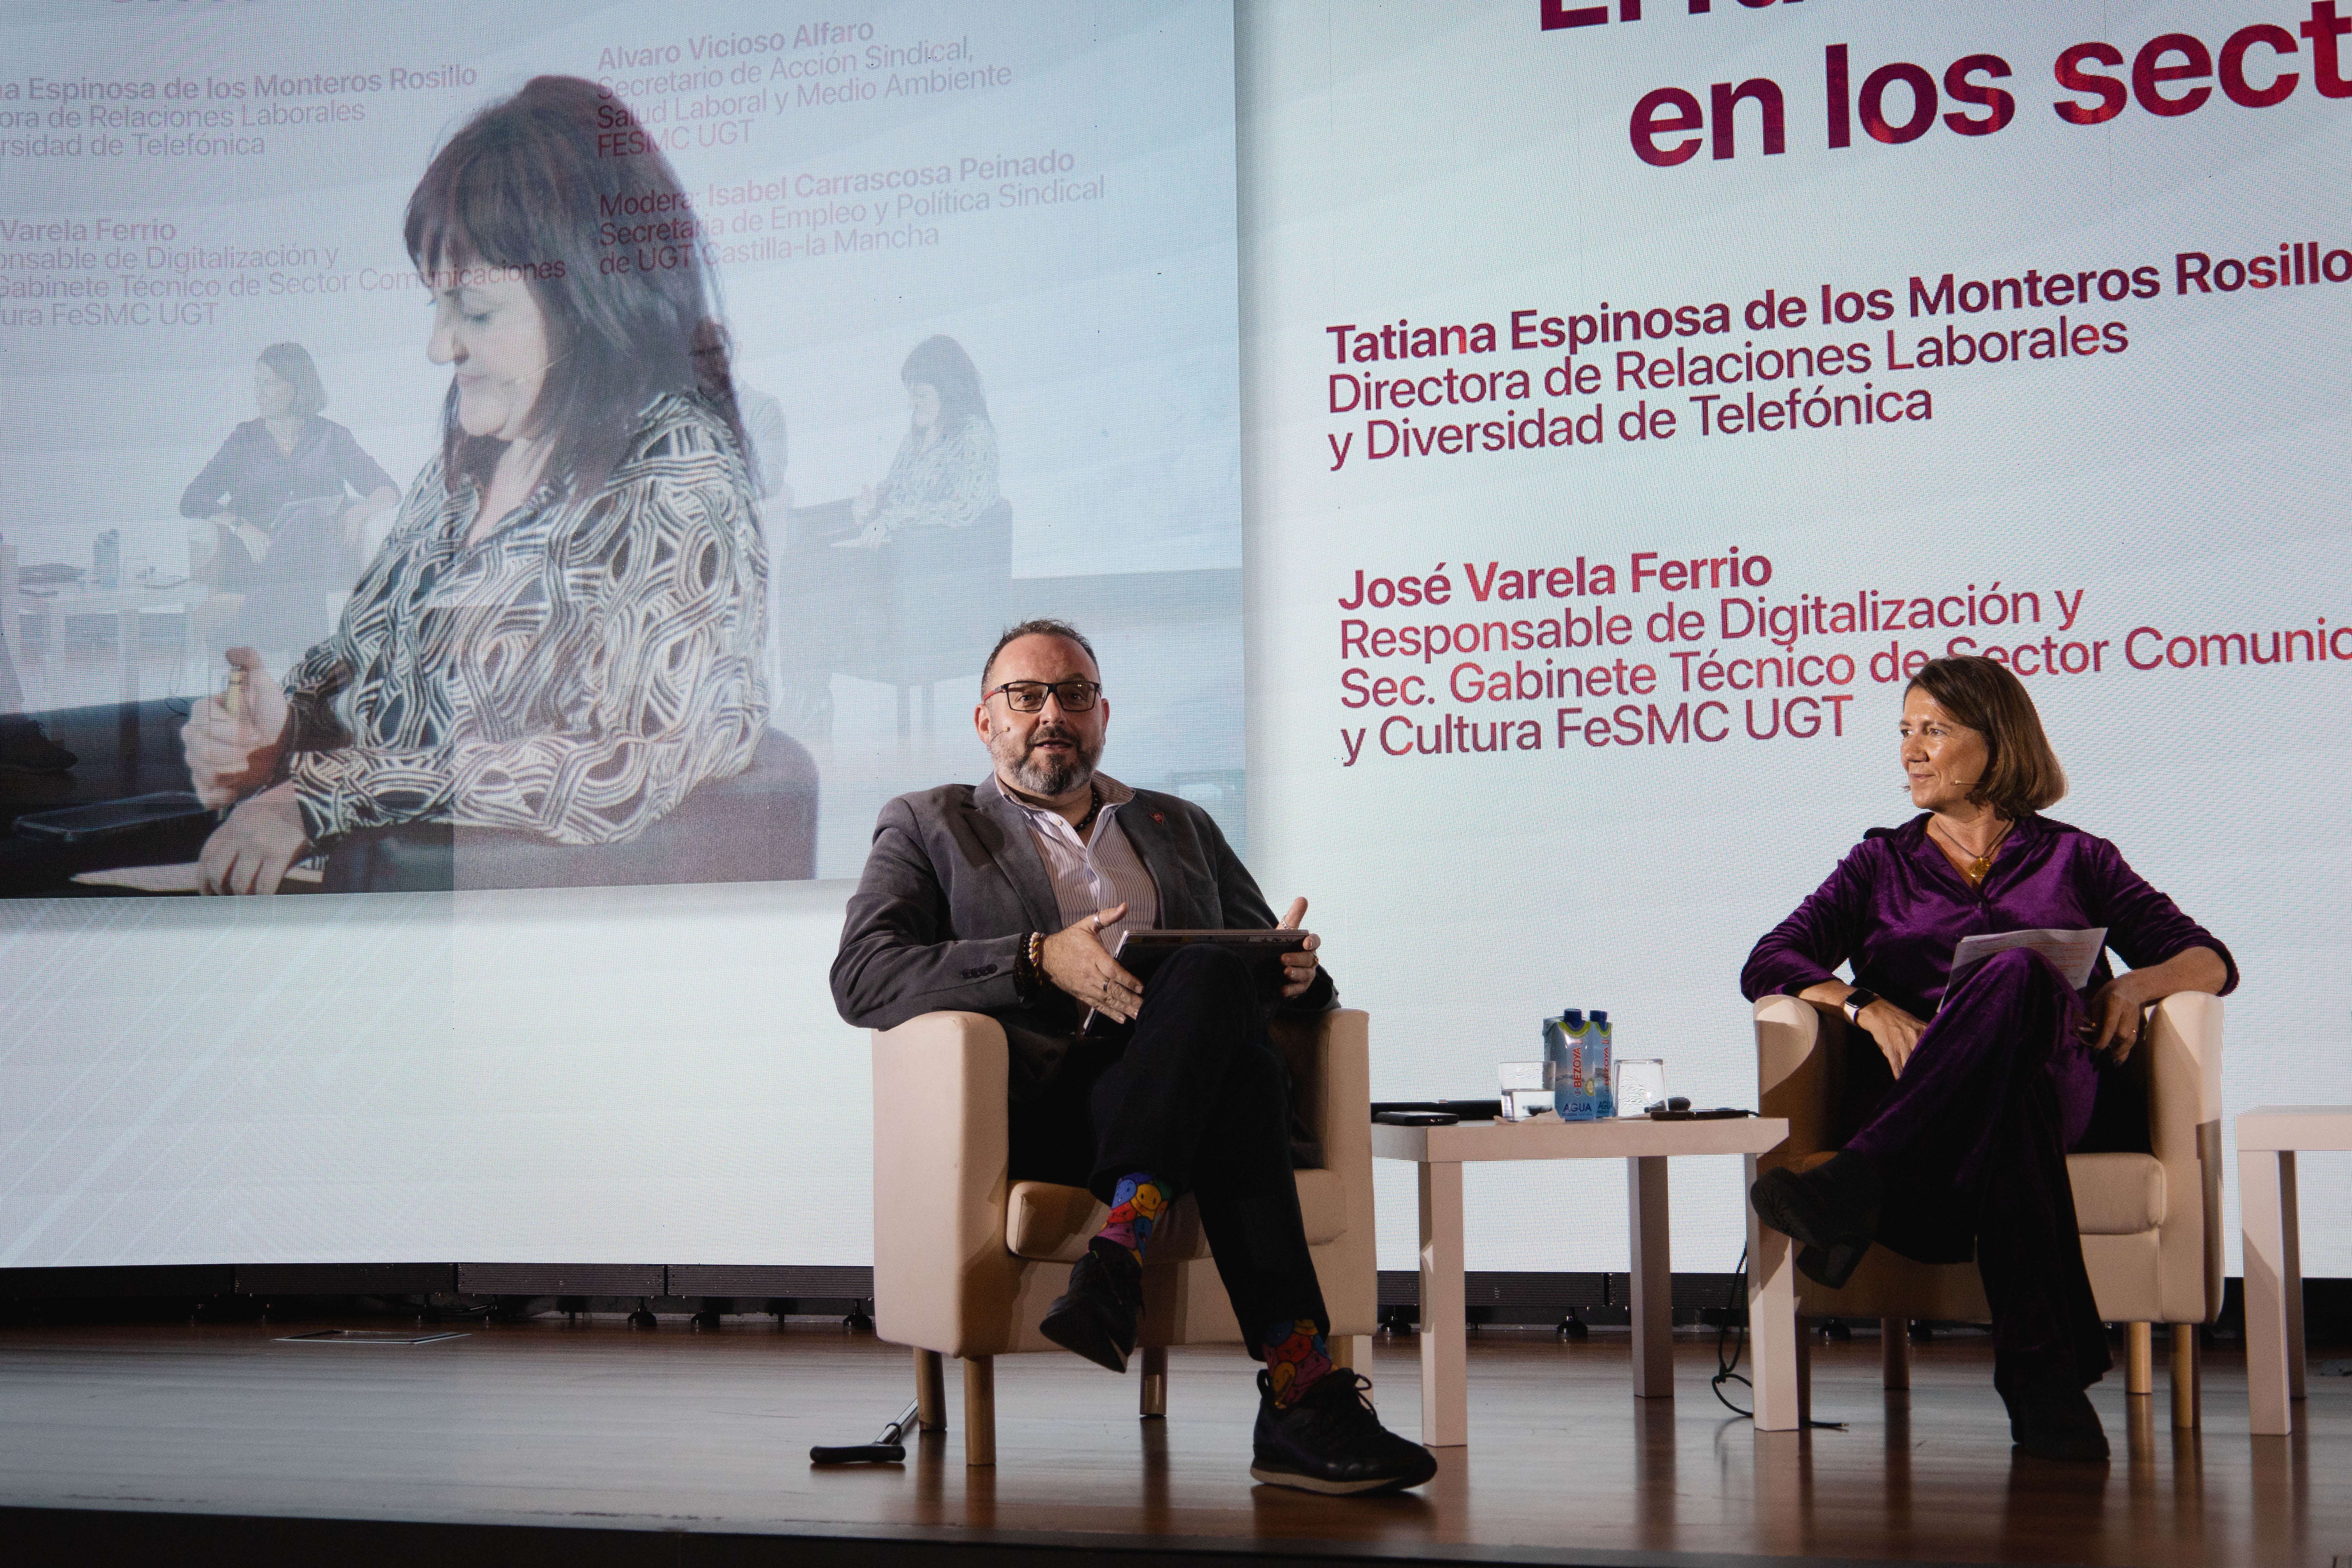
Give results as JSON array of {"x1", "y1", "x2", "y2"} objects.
[
  {"x1": 1250, "y1": 1369, "x2": 1437, "y2": 1496},
  {"x1": 1039, "y1": 1238, "x2": 1142, "y2": 1374}
]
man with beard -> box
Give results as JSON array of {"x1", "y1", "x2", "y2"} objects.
[{"x1": 831, "y1": 618, "x2": 1435, "y2": 1496}]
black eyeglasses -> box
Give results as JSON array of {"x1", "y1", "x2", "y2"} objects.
[{"x1": 985, "y1": 679, "x2": 1101, "y2": 713}]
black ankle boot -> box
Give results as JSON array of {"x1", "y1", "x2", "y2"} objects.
[
  {"x1": 1748, "y1": 1151, "x2": 1884, "y2": 1289},
  {"x1": 2002, "y1": 1381, "x2": 2110, "y2": 1462}
]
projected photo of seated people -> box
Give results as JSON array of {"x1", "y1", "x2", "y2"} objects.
[
  {"x1": 179, "y1": 74, "x2": 769, "y2": 896},
  {"x1": 773, "y1": 335, "x2": 1005, "y2": 740},
  {"x1": 845, "y1": 335, "x2": 1000, "y2": 547},
  {"x1": 181, "y1": 341, "x2": 400, "y2": 651}
]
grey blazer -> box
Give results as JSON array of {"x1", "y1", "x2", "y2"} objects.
[{"x1": 831, "y1": 772, "x2": 1335, "y2": 1094}]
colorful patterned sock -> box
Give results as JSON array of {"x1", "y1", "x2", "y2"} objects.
[
  {"x1": 1096, "y1": 1172, "x2": 1173, "y2": 1268},
  {"x1": 1261, "y1": 1318, "x2": 1336, "y2": 1408}
]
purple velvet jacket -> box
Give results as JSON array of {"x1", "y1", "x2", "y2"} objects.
[{"x1": 1742, "y1": 813, "x2": 2237, "y2": 1019}]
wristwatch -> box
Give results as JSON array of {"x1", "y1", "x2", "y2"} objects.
[{"x1": 1842, "y1": 988, "x2": 1878, "y2": 1025}]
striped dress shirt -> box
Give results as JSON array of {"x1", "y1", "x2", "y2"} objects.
[{"x1": 1004, "y1": 771, "x2": 1161, "y2": 955}]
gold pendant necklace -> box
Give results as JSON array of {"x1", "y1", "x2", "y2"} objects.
[{"x1": 1933, "y1": 817, "x2": 2012, "y2": 889}]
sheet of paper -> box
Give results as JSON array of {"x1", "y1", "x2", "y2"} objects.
[
  {"x1": 72, "y1": 862, "x2": 323, "y2": 893},
  {"x1": 1945, "y1": 926, "x2": 2108, "y2": 1003}
]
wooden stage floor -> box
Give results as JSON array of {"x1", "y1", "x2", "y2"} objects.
[{"x1": 0, "y1": 1316, "x2": 2343, "y2": 1566}]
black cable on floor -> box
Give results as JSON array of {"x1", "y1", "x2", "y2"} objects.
[
  {"x1": 1712, "y1": 1244, "x2": 1753, "y2": 1416},
  {"x1": 1711, "y1": 1244, "x2": 1844, "y2": 1430}
]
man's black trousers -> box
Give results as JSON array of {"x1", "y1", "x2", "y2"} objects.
[{"x1": 1007, "y1": 944, "x2": 1329, "y2": 1340}]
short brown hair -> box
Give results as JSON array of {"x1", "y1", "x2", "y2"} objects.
[
  {"x1": 982, "y1": 618, "x2": 1097, "y2": 689},
  {"x1": 1906, "y1": 656, "x2": 2066, "y2": 817}
]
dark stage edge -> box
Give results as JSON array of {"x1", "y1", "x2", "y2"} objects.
[{"x1": 0, "y1": 1506, "x2": 2008, "y2": 1568}]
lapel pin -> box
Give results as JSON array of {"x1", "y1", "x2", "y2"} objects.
[{"x1": 1150, "y1": 811, "x2": 1165, "y2": 824}]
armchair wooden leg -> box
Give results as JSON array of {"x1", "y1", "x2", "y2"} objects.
[
  {"x1": 963, "y1": 1356, "x2": 996, "y2": 1467},
  {"x1": 2125, "y1": 1323, "x2": 2153, "y2": 1397},
  {"x1": 1139, "y1": 1345, "x2": 1168, "y2": 1418},
  {"x1": 1880, "y1": 1318, "x2": 1910, "y2": 1390},
  {"x1": 2170, "y1": 1324, "x2": 2200, "y2": 1430},
  {"x1": 914, "y1": 1348, "x2": 947, "y2": 1432}
]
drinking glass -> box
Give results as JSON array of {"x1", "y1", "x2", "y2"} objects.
[
  {"x1": 1498, "y1": 1060, "x2": 1550, "y2": 1120},
  {"x1": 1615, "y1": 1058, "x2": 1668, "y2": 1118}
]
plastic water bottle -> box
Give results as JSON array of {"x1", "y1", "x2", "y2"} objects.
[
  {"x1": 1589, "y1": 1010, "x2": 1616, "y2": 1119},
  {"x1": 1545, "y1": 1009, "x2": 1595, "y2": 1120}
]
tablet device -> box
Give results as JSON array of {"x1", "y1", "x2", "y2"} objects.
[
  {"x1": 1112, "y1": 928, "x2": 1311, "y2": 1002},
  {"x1": 15, "y1": 792, "x2": 215, "y2": 844}
]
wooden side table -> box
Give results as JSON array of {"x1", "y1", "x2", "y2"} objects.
[
  {"x1": 2238, "y1": 1105, "x2": 2352, "y2": 1435},
  {"x1": 1372, "y1": 1113, "x2": 1789, "y2": 1446}
]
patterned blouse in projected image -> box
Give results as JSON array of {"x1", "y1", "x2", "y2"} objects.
[
  {"x1": 869, "y1": 416, "x2": 998, "y2": 536},
  {"x1": 1740, "y1": 812, "x2": 2236, "y2": 1152},
  {"x1": 276, "y1": 392, "x2": 769, "y2": 847}
]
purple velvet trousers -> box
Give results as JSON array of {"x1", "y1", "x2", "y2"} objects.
[{"x1": 1845, "y1": 945, "x2": 2113, "y2": 1395}]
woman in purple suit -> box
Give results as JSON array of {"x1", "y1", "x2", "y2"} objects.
[{"x1": 1743, "y1": 655, "x2": 2232, "y2": 1462}]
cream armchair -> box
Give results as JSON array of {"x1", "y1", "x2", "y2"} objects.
[
  {"x1": 1751, "y1": 992, "x2": 2223, "y2": 1428},
  {"x1": 870, "y1": 1008, "x2": 1376, "y2": 1465}
]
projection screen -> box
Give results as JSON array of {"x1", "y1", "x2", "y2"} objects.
[{"x1": 2, "y1": 0, "x2": 2346, "y2": 1282}]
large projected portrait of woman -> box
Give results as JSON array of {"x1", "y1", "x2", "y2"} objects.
[
  {"x1": 0, "y1": 75, "x2": 806, "y2": 896},
  {"x1": 0, "y1": 2, "x2": 1242, "y2": 899},
  {"x1": 194, "y1": 74, "x2": 792, "y2": 894}
]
